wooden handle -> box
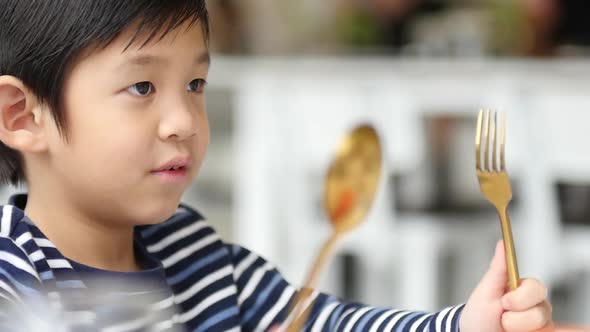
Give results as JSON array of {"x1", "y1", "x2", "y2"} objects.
[{"x1": 283, "y1": 232, "x2": 341, "y2": 332}]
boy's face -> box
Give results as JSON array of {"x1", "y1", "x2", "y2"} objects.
[{"x1": 43, "y1": 23, "x2": 210, "y2": 225}]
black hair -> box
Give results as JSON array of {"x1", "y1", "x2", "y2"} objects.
[{"x1": 0, "y1": 0, "x2": 210, "y2": 185}]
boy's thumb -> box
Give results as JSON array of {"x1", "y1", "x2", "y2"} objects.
[{"x1": 474, "y1": 240, "x2": 508, "y2": 300}]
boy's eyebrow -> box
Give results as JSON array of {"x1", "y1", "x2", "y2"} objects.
[
  {"x1": 126, "y1": 55, "x2": 166, "y2": 66},
  {"x1": 196, "y1": 52, "x2": 211, "y2": 66},
  {"x1": 121, "y1": 52, "x2": 211, "y2": 68}
]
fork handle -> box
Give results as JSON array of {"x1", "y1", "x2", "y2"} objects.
[
  {"x1": 498, "y1": 209, "x2": 554, "y2": 332},
  {"x1": 497, "y1": 207, "x2": 520, "y2": 291}
]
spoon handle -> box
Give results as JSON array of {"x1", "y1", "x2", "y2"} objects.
[{"x1": 283, "y1": 232, "x2": 342, "y2": 332}]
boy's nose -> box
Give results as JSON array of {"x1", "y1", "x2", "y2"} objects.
[{"x1": 158, "y1": 101, "x2": 199, "y2": 141}]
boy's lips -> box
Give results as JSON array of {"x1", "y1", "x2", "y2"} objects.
[
  {"x1": 151, "y1": 157, "x2": 192, "y2": 183},
  {"x1": 152, "y1": 157, "x2": 191, "y2": 172}
]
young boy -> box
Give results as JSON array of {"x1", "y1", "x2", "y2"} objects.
[{"x1": 0, "y1": 1, "x2": 551, "y2": 331}]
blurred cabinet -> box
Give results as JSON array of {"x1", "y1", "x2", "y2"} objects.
[{"x1": 207, "y1": 58, "x2": 590, "y2": 324}]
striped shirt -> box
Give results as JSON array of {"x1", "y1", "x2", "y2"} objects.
[{"x1": 0, "y1": 194, "x2": 463, "y2": 331}]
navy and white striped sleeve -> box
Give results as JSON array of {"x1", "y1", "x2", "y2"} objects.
[
  {"x1": 228, "y1": 244, "x2": 464, "y2": 332},
  {"x1": 0, "y1": 237, "x2": 42, "y2": 306},
  {"x1": 0, "y1": 236, "x2": 48, "y2": 332}
]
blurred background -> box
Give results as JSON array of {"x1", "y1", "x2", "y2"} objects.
[{"x1": 3, "y1": 0, "x2": 590, "y2": 326}]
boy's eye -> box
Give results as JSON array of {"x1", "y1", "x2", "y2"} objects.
[
  {"x1": 187, "y1": 79, "x2": 207, "y2": 93},
  {"x1": 127, "y1": 82, "x2": 155, "y2": 96}
]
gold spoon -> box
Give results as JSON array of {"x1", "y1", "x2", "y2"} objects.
[{"x1": 283, "y1": 124, "x2": 383, "y2": 331}]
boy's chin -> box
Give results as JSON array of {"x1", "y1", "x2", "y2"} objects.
[{"x1": 135, "y1": 198, "x2": 183, "y2": 225}]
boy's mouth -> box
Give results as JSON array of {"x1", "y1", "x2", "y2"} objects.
[
  {"x1": 151, "y1": 157, "x2": 191, "y2": 175},
  {"x1": 159, "y1": 165, "x2": 186, "y2": 171}
]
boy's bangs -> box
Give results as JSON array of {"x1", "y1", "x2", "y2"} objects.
[{"x1": 94, "y1": 1, "x2": 210, "y2": 50}]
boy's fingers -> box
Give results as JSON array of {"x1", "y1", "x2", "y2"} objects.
[
  {"x1": 501, "y1": 301, "x2": 552, "y2": 332},
  {"x1": 502, "y1": 278, "x2": 548, "y2": 311},
  {"x1": 476, "y1": 240, "x2": 508, "y2": 300}
]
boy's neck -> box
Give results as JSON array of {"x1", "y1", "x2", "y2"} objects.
[{"x1": 23, "y1": 190, "x2": 142, "y2": 272}]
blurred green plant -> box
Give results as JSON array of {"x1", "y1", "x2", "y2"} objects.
[
  {"x1": 488, "y1": 0, "x2": 529, "y2": 56},
  {"x1": 335, "y1": 9, "x2": 382, "y2": 48}
]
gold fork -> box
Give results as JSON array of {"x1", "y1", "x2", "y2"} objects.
[{"x1": 475, "y1": 109, "x2": 519, "y2": 291}]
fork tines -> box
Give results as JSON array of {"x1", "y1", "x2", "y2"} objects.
[{"x1": 476, "y1": 109, "x2": 506, "y2": 173}]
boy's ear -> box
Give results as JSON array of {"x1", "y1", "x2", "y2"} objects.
[{"x1": 0, "y1": 76, "x2": 48, "y2": 153}]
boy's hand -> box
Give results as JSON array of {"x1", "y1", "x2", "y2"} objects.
[{"x1": 460, "y1": 240, "x2": 552, "y2": 332}]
